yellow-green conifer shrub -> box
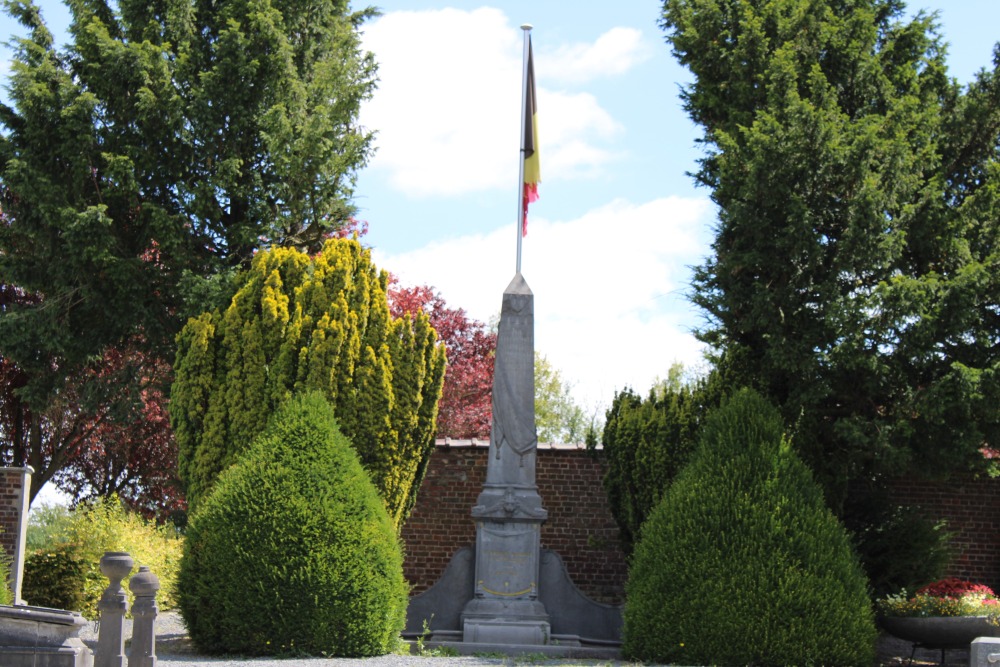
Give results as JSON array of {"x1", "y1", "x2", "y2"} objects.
[
  {"x1": 624, "y1": 389, "x2": 877, "y2": 666},
  {"x1": 178, "y1": 392, "x2": 408, "y2": 657},
  {"x1": 172, "y1": 238, "x2": 446, "y2": 529}
]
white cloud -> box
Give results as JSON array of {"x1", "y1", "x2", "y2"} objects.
[
  {"x1": 359, "y1": 8, "x2": 626, "y2": 198},
  {"x1": 373, "y1": 196, "x2": 713, "y2": 409},
  {"x1": 539, "y1": 27, "x2": 653, "y2": 84},
  {"x1": 540, "y1": 91, "x2": 622, "y2": 179}
]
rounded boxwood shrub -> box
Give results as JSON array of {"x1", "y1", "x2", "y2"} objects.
[
  {"x1": 624, "y1": 388, "x2": 877, "y2": 666},
  {"x1": 177, "y1": 392, "x2": 408, "y2": 657}
]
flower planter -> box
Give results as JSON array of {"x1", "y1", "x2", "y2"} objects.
[{"x1": 880, "y1": 615, "x2": 1000, "y2": 649}]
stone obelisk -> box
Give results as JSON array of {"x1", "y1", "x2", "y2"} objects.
[{"x1": 461, "y1": 272, "x2": 550, "y2": 645}]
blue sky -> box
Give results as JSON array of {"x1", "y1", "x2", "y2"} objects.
[
  {"x1": 354, "y1": 0, "x2": 1000, "y2": 412},
  {"x1": 3, "y1": 0, "x2": 1000, "y2": 418}
]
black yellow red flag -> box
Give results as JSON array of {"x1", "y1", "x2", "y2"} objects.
[{"x1": 522, "y1": 36, "x2": 540, "y2": 237}]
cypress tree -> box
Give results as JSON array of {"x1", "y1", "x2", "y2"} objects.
[
  {"x1": 178, "y1": 392, "x2": 408, "y2": 656},
  {"x1": 0, "y1": 0, "x2": 377, "y2": 497},
  {"x1": 600, "y1": 370, "x2": 723, "y2": 556}
]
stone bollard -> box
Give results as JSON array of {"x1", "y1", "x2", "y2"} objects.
[
  {"x1": 95, "y1": 551, "x2": 134, "y2": 667},
  {"x1": 127, "y1": 566, "x2": 159, "y2": 667}
]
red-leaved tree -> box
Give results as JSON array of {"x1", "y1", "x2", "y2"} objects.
[
  {"x1": 0, "y1": 284, "x2": 183, "y2": 517},
  {"x1": 51, "y1": 348, "x2": 184, "y2": 519},
  {"x1": 388, "y1": 284, "x2": 496, "y2": 439}
]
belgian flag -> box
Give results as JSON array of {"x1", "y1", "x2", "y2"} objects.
[{"x1": 522, "y1": 36, "x2": 540, "y2": 237}]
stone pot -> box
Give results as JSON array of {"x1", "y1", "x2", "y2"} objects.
[
  {"x1": 99, "y1": 551, "x2": 134, "y2": 585},
  {"x1": 880, "y1": 615, "x2": 1000, "y2": 648}
]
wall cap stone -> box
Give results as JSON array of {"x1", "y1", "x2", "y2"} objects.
[{"x1": 436, "y1": 438, "x2": 599, "y2": 451}]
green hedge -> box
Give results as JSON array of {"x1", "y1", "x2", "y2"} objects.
[
  {"x1": 0, "y1": 534, "x2": 12, "y2": 605},
  {"x1": 624, "y1": 389, "x2": 877, "y2": 665},
  {"x1": 600, "y1": 370, "x2": 724, "y2": 555},
  {"x1": 178, "y1": 392, "x2": 408, "y2": 656},
  {"x1": 22, "y1": 499, "x2": 183, "y2": 618},
  {"x1": 21, "y1": 545, "x2": 87, "y2": 611}
]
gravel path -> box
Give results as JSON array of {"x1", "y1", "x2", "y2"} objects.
[
  {"x1": 76, "y1": 611, "x2": 971, "y2": 666},
  {"x1": 78, "y1": 613, "x2": 617, "y2": 667}
]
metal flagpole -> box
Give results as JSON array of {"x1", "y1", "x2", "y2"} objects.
[{"x1": 516, "y1": 24, "x2": 532, "y2": 275}]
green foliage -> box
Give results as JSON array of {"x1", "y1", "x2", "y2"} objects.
[
  {"x1": 172, "y1": 239, "x2": 446, "y2": 529},
  {"x1": 178, "y1": 392, "x2": 408, "y2": 657},
  {"x1": 26, "y1": 503, "x2": 77, "y2": 552},
  {"x1": 21, "y1": 545, "x2": 87, "y2": 611},
  {"x1": 599, "y1": 366, "x2": 723, "y2": 555},
  {"x1": 844, "y1": 489, "x2": 953, "y2": 596},
  {"x1": 534, "y1": 353, "x2": 588, "y2": 444},
  {"x1": 624, "y1": 389, "x2": 877, "y2": 666},
  {"x1": 663, "y1": 0, "x2": 1000, "y2": 591},
  {"x1": 0, "y1": 0, "x2": 377, "y2": 496},
  {"x1": 0, "y1": 528, "x2": 11, "y2": 605},
  {"x1": 20, "y1": 498, "x2": 183, "y2": 618}
]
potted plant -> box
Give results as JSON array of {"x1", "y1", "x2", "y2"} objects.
[{"x1": 876, "y1": 578, "x2": 1000, "y2": 649}]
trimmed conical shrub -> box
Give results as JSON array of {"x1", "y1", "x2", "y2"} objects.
[
  {"x1": 177, "y1": 392, "x2": 407, "y2": 657},
  {"x1": 624, "y1": 388, "x2": 876, "y2": 665}
]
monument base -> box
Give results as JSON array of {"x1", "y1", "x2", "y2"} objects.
[
  {"x1": 462, "y1": 598, "x2": 550, "y2": 645},
  {"x1": 406, "y1": 547, "x2": 622, "y2": 648},
  {"x1": 407, "y1": 639, "x2": 622, "y2": 659}
]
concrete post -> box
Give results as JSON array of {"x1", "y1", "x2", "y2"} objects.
[
  {"x1": 95, "y1": 552, "x2": 133, "y2": 667},
  {"x1": 127, "y1": 566, "x2": 159, "y2": 667},
  {"x1": 11, "y1": 466, "x2": 33, "y2": 605},
  {"x1": 970, "y1": 637, "x2": 1000, "y2": 666}
]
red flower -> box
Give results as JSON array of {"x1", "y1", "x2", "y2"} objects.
[{"x1": 916, "y1": 578, "x2": 996, "y2": 599}]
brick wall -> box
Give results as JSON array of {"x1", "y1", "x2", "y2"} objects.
[
  {"x1": 886, "y1": 474, "x2": 1000, "y2": 588},
  {"x1": 402, "y1": 444, "x2": 1000, "y2": 602},
  {"x1": 0, "y1": 468, "x2": 27, "y2": 560},
  {"x1": 401, "y1": 441, "x2": 627, "y2": 604}
]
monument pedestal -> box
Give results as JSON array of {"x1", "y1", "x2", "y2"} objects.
[
  {"x1": 462, "y1": 483, "x2": 550, "y2": 645},
  {"x1": 457, "y1": 274, "x2": 552, "y2": 645},
  {"x1": 462, "y1": 599, "x2": 550, "y2": 645}
]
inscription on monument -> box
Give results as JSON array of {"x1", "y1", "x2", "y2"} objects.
[{"x1": 475, "y1": 522, "x2": 539, "y2": 600}]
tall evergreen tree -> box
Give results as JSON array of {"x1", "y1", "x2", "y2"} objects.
[
  {"x1": 663, "y1": 0, "x2": 1000, "y2": 506},
  {"x1": 171, "y1": 239, "x2": 446, "y2": 530},
  {"x1": 0, "y1": 0, "x2": 377, "y2": 498}
]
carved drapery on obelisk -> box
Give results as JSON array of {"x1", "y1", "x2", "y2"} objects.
[
  {"x1": 472, "y1": 272, "x2": 546, "y2": 520},
  {"x1": 487, "y1": 273, "x2": 538, "y2": 482}
]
